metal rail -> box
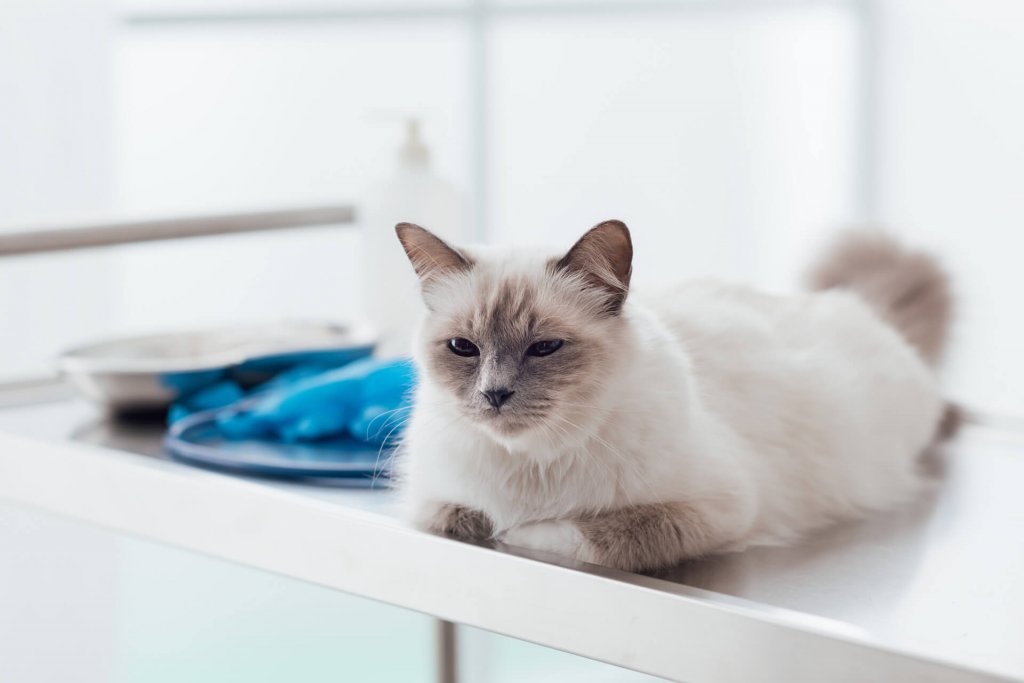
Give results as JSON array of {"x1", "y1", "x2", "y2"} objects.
[{"x1": 0, "y1": 204, "x2": 355, "y2": 258}]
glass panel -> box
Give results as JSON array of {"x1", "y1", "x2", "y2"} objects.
[
  {"x1": 459, "y1": 624, "x2": 669, "y2": 682},
  {"x1": 1, "y1": 501, "x2": 668, "y2": 682},
  {"x1": 0, "y1": 501, "x2": 434, "y2": 683}
]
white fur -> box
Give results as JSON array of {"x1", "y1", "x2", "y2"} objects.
[
  {"x1": 501, "y1": 519, "x2": 591, "y2": 561},
  {"x1": 399, "y1": 268, "x2": 943, "y2": 563}
]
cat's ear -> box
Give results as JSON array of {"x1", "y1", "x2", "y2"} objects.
[
  {"x1": 395, "y1": 223, "x2": 472, "y2": 284},
  {"x1": 556, "y1": 220, "x2": 633, "y2": 315}
]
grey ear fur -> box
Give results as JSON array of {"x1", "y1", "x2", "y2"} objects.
[
  {"x1": 395, "y1": 223, "x2": 472, "y2": 283},
  {"x1": 556, "y1": 219, "x2": 633, "y2": 315}
]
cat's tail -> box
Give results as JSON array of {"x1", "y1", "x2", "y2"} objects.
[{"x1": 807, "y1": 231, "x2": 952, "y2": 368}]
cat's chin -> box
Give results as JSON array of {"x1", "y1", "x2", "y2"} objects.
[
  {"x1": 474, "y1": 414, "x2": 582, "y2": 460},
  {"x1": 475, "y1": 415, "x2": 534, "y2": 440}
]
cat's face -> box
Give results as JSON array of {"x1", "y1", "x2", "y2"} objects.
[
  {"x1": 397, "y1": 221, "x2": 633, "y2": 445},
  {"x1": 418, "y1": 263, "x2": 616, "y2": 440}
]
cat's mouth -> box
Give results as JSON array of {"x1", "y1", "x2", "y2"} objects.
[{"x1": 474, "y1": 407, "x2": 534, "y2": 436}]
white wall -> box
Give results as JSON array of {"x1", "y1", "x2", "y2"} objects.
[
  {"x1": 0, "y1": 0, "x2": 120, "y2": 379},
  {"x1": 878, "y1": 0, "x2": 1024, "y2": 413},
  {"x1": 3, "y1": 1, "x2": 1023, "y2": 415},
  {"x1": 0, "y1": 0, "x2": 113, "y2": 225}
]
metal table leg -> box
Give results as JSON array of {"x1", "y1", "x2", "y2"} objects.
[{"x1": 436, "y1": 619, "x2": 458, "y2": 683}]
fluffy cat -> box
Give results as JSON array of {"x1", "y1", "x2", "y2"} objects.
[{"x1": 394, "y1": 220, "x2": 952, "y2": 572}]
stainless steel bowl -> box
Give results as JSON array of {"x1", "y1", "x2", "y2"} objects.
[{"x1": 58, "y1": 321, "x2": 377, "y2": 410}]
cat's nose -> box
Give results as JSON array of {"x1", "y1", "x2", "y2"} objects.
[{"x1": 481, "y1": 388, "x2": 515, "y2": 409}]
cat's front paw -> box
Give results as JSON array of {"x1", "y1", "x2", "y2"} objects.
[
  {"x1": 500, "y1": 520, "x2": 592, "y2": 562},
  {"x1": 424, "y1": 503, "x2": 494, "y2": 542}
]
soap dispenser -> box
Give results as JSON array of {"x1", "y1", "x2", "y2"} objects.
[{"x1": 361, "y1": 119, "x2": 467, "y2": 357}]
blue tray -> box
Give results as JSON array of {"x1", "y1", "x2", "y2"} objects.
[{"x1": 164, "y1": 409, "x2": 396, "y2": 486}]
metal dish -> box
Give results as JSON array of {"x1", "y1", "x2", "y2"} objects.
[
  {"x1": 164, "y1": 407, "x2": 395, "y2": 485},
  {"x1": 58, "y1": 321, "x2": 376, "y2": 410}
]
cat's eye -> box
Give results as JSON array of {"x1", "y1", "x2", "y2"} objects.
[
  {"x1": 447, "y1": 337, "x2": 480, "y2": 357},
  {"x1": 526, "y1": 340, "x2": 564, "y2": 357}
]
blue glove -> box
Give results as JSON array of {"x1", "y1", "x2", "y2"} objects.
[
  {"x1": 166, "y1": 346, "x2": 376, "y2": 427},
  {"x1": 166, "y1": 364, "x2": 342, "y2": 426},
  {"x1": 215, "y1": 357, "x2": 416, "y2": 446},
  {"x1": 167, "y1": 379, "x2": 245, "y2": 425}
]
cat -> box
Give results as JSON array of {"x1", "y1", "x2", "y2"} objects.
[{"x1": 393, "y1": 220, "x2": 952, "y2": 572}]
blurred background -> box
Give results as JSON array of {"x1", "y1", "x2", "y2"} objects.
[
  {"x1": 1, "y1": 0, "x2": 1022, "y2": 680},
  {"x1": 2, "y1": 0, "x2": 1022, "y2": 416}
]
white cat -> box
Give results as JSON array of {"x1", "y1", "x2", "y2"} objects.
[{"x1": 394, "y1": 220, "x2": 952, "y2": 571}]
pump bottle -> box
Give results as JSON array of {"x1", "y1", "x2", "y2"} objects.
[{"x1": 361, "y1": 119, "x2": 467, "y2": 357}]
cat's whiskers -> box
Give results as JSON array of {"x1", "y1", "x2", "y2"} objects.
[
  {"x1": 539, "y1": 414, "x2": 624, "y2": 507},
  {"x1": 371, "y1": 416, "x2": 412, "y2": 487},
  {"x1": 363, "y1": 405, "x2": 414, "y2": 438},
  {"x1": 371, "y1": 407, "x2": 464, "y2": 488},
  {"x1": 554, "y1": 400, "x2": 653, "y2": 415}
]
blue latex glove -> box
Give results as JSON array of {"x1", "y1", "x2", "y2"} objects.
[
  {"x1": 166, "y1": 346, "x2": 376, "y2": 427},
  {"x1": 215, "y1": 357, "x2": 416, "y2": 446},
  {"x1": 167, "y1": 379, "x2": 245, "y2": 425},
  {"x1": 166, "y1": 365, "x2": 339, "y2": 426}
]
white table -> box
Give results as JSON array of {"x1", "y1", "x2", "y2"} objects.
[{"x1": 1, "y1": 383, "x2": 1022, "y2": 682}]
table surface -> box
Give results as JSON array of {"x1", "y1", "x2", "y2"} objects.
[{"x1": 1, "y1": 385, "x2": 1022, "y2": 682}]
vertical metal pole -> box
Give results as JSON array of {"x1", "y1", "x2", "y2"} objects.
[
  {"x1": 469, "y1": 0, "x2": 490, "y2": 242},
  {"x1": 435, "y1": 619, "x2": 458, "y2": 683},
  {"x1": 854, "y1": 0, "x2": 881, "y2": 223},
  {"x1": 444, "y1": 11, "x2": 478, "y2": 677}
]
